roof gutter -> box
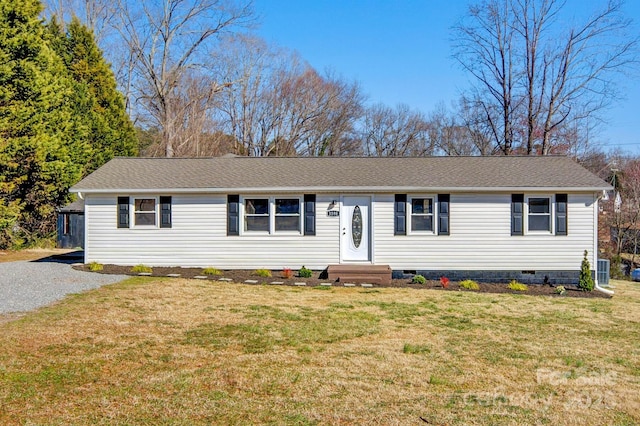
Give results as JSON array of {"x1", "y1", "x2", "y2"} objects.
[{"x1": 70, "y1": 186, "x2": 612, "y2": 195}]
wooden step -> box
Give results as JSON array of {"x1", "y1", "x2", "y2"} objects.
[{"x1": 327, "y1": 264, "x2": 392, "y2": 285}]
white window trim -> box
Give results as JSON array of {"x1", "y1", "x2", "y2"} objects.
[
  {"x1": 240, "y1": 196, "x2": 303, "y2": 235},
  {"x1": 525, "y1": 195, "x2": 553, "y2": 235},
  {"x1": 132, "y1": 196, "x2": 159, "y2": 228},
  {"x1": 408, "y1": 195, "x2": 436, "y2": 235},
  {"x1": 243, "y1": 197, "x2": 270, "y2": 234}
]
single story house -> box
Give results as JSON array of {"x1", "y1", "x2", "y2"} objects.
[{"x1": 70, "y1": 155, "x2": 611, "y2": 285}]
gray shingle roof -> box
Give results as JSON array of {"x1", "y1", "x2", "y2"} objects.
[
  {"x1": 70, "y1": 156, "x2": 611, "y2": 193},
  {"x1": 58, "y1": 199, "x2": 85, "y2": 212}
]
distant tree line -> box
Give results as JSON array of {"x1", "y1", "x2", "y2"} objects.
[{"x1": 42, "y1": 0, "x2": 637, "y2": 160}]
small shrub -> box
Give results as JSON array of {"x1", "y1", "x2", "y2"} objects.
[
  {"x1": 282, "y1": 268, "x2": 294, "y2": 279},
  {"x1": 412, "y1": 274, "x2": 426, "y2": 284},
  {"x1": 440, "y1": 276, "x2": 450, "y2": 289},
  {"x1": 88, "y1": 262, "x2": 103, "y2": 272},
  {"x1": 459, "y1": 279, "x2": 480, "y2": 290},
  {"x1": 555, "y1": 285, "x2": 566, "y2": 295},
  {"x1": 578, "y1": 250, "x2": 595, "y2": 291},
  {"x1": 203, "y1": 267, "x2": 221, "y2": 276},
  {"x1": 254, "y1": 269, "x2": 272, "y2": 278},
  {"x1": 609, "y1": 254, "x2": 625, "y2": 280},
  {"x1": 131, "y1": 264, "x2": 152, "y2": 274},
  {"x1": 507, "y1": 280, "x2": 528, "y2": 291},
  {"x1": 298, "y1": 266, "x2": 313, "y2": 278}
]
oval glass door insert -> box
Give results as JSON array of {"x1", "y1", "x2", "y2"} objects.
[{"x1": 352, "y1": 205, "x2": 363, "y2": 248}]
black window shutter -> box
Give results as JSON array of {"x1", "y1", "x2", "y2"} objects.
[
  {"x1": 227, "y1": 195, "x2": 239, "y2": 236},
  {"x1": 556, "y1": 194, "x2": 568, "y2": 236},
  {"x1": 160, "y1": 196, "x2": 172, "y2": 228},
  {"x1": 394, "y1": 194, "x2": 406, "y2": 235},
  {"x1": 511, "y1": 194, "x2": 524, "y2": 236},
  {"x1": 117, "y1": 196, "x2": 129, "y2": 228},
  {"x1": 304, "y1": 194, "x2": 316, "y2": 236},
  {"x1": 438, "y1": 194, "x2": 450, "y2": 235}
]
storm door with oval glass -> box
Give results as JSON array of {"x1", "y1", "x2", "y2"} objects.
[{"x1": 340, "y1": 196, "x2": 371, "y2": 262}]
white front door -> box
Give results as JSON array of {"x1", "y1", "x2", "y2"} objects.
[{"x1": 340, "y1": 196, "x2": 371, "y2": 262}]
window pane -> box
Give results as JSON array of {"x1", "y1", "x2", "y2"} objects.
[
  {"x1": 135, "y1": 212, "x2": 156, "y2": 226},
  {"x1": 245, "y1": 216, "x2": 269, "y2": 232},
  {"x1": 529, "y1": 198, "x2": 549, "y2": 214},
  {"x1": 412, "y1": 198, "x2": 432, "y2": 214},
  {"x1": 136, "y1": 198, "x2": 155, "y2": 212},
  {"x1": 275, "y1": 216, "x2": 300, "y2": 231},
  {"x1": 276, "y1": 199, "x2": 299, "y2": 214},
  {"x1": 529, "y1": 215, "x2": 550, "y2": 231},
  {"x1": 411, "y1": 216, "x2": 433, "y2": 232},
  {"x1": 245, "y1": 199, "x2": 268, "y2": 215}
]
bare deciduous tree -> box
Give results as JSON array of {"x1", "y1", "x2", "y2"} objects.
[
  {"x1": 114, "y1": 0, "x2": 253, "y2": 157},
  {"x1": 361, "y1": 103, "x2": 434, "y2": 157},
  {"x1": 43, "y1": 0, "x2": 117, "y2": 44},
  {"x1": 213, "y1": 35, "x2": 363, "y2": 157},
  {"x1": 453, "y1": 0, "x2": 637, "y2": 155}
]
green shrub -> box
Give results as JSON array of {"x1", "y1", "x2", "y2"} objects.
[
  {"x1": 412, "y1": 274, "x2": 426, "y2": 284},
  {"x1": 555, "y1": 285, "x2": 566, "y2": 295},
  {"x1": 578, "y1": 250, "x2": 595, "y2": 292},
  {"x1": 88, "y1": 261, "x2": 103, "y2": 272},
  {"x1": 507, "y1": 280, "x2": 528, "y2": 291},
  {"x1": 298, "y1": 266, "x2": 313, "y2": 278},
  {"x1": 609, "y1": 255, "x2": 625, "y2": 280},
  {"x1": 131, "y1": 264, "x2": 152, "y2": 274},
  {"x1": 459, "y1": 279, "x2": 480, "y2": 290},
  {"x1": 203, "y1": 267, "x2": 222, "y2": 276},
  {"x1": 254, "y1": 269, "x2": 272, "y2": 278}
]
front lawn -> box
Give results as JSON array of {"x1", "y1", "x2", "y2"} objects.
[{"x1": 0, "y1": 278, "x2": 638, "y2": 425}]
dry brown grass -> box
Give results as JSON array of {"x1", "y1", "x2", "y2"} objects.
[
  {"x1": 0, "y1": 278, "x2": 638, "y2": 425},
  {"x1": 0, "y1": 249, "x2": 73, "y2": 263}
]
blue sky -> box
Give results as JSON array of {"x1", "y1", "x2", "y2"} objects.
[{"x1": 254, "y1": 0, "x2": 640, "y2": 154}]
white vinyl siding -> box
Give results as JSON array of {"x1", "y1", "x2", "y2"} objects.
[
  {"x1": 84, "y1": 193, "x2": 338, "y2": 269},
  {"x1": 374, "y1": 193, "x2": 597, "y2": 271},
  {"x1": 84, "y1": 191, "x2": 599, "y2": 273}
]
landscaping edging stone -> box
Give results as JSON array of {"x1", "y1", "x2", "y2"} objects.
[{"x1": 71, "y1": 264, "x2": 611, "y2": 298}]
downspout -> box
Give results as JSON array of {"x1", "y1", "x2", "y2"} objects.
[
  {"x1": 594, "y1": 190, "x2": 614, "y2": 295},
  {"x1": 595, "y1": 282, "x2": 614, "y2": 296}
]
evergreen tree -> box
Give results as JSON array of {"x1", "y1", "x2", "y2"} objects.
[
  {"x1": 48, "y1": 17, "x2": 137, "y2": 172},
  {"x1": 0, "y1": 0, "x2": 88, "y2": 247},
  {"x1": 578, "y1": 250, "x2": 595, "y2": 292}
]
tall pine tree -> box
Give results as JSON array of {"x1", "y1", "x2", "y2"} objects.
[
  {"x1": 48, "y1": 17, "x2": 137, "y2": 172},
  {"x1": 0, "y1": 0, "x2": 136, "y2": 248},
  {"x1": 0, "y1": 0, "x2": 89, "y2": 247}
]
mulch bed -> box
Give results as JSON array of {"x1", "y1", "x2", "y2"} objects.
[{"x1": 73, "y1": 264, "x2": 611, "y2": 299}]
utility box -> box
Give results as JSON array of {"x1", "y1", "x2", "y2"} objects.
[{"x1": 597, "y1": 259, "x2": 610, "y2": 286}]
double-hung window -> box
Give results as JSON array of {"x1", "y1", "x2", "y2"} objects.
[
  {"x1": 244, "y1": 197, "x2": 301, "y2": 233},
  {"x1": 275, "y1": 198, "x2": 301, "y2": 231},
  {"x1": 134, "y1": 198, "x2": 156, "y2": 226},
  {"x1": 527, "y1": 197, "x2": 551, "y2": 232},
  {"x1": 244, "y1": 199, "x2": 269, "y2": 232},
  {"x1": 411, "y1": 197, "x2": 434, "y2": 232},
  {"x1": 118, "y1": 196, "x2": 171, "y2": 229}
]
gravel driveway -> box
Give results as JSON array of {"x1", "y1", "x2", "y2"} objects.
[{"x1": 0, "y1": 256, "x2": 127, "y2": 314}]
